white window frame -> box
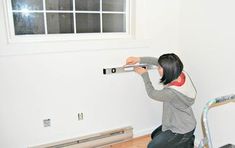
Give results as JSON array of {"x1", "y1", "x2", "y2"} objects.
[{"x1": 3, "y1": 0, "x2": 135, "y2": 43}]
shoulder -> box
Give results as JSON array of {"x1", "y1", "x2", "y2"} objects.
[{"x1": 168, "y1": 71, "x2": 197, "y2": 99}]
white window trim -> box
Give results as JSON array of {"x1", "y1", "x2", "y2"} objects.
[{"x1": 3, "y1": 0, "x2": 135, "y2": 43}]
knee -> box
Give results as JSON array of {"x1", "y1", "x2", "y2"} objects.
[
  {"x1": 147, "y1": 140, "x2": 158, "y2": 148},
  {"x1": 147, "y1": 142, "x2": 154, "y2": 148}
]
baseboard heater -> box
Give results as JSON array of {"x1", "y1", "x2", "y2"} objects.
[{"x1": 30, "y1": 126, "x2": 133, "y2": 148}]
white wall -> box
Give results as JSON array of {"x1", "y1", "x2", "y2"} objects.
[
  {"x1": 2, "y1": 0, "x2": 234, "y2": 148},
  {"x1": 0, "y1": 0, "x2": 180, "y2": 148},
  {"x1": 179, "y1": 0, "x2": 235, "y2": 147}
]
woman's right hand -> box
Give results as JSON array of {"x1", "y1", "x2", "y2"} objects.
[{"x1": 126, "y1": 56, "x2": 140, "y2": 65}]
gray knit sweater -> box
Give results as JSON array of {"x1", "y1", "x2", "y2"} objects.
[{"x1": 140, "y1": 57, "x2": 197, "y2": 134}]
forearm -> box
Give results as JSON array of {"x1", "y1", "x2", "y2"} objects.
[
  {"x1": 141, "y1": 72, "x2": 155, "y2": 95},
  {"x1": 141, "y1": 72, "x2": 172, "y2": 102},
  {"x1": 140, "y1": 57, "x2": 159, "y2": 66}
]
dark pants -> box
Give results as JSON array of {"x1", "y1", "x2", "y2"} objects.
[{"x1": 148, "y1": 125, "x2": 195, "y2": 148}]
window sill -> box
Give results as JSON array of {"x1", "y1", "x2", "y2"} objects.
[
  {"x1": 0, "y1": 38, "x2": 149, "y2": 57},
  {"x1": 7, "y1": 32, "x2": 132, "y2": 43}
]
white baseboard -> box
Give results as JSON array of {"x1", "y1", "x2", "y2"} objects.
[
  {"x1": 133, "y1": 127, "x2": 155, "y2": 138},
  {"x1": 30, "y1": 126, "x2": 133, "y2": 148}
]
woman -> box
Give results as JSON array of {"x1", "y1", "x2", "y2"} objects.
[{"x1": 126, "y1": 53, "x2": 197, "y2": 148}]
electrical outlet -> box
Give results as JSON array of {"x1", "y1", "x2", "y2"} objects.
[
  {"x1": 78, "y1": 113, "x2": 84, "y2": 120},
  {"x1": 43, "y1": 119, "x2": 51, "y2": 127}
]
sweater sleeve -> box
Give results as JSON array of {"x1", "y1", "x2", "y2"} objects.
[
  {"x1": 140, "y1": 57, "x2": 159, "y2": 66},
  {"x1": 141, "y1": 72, "x2": 174, "y2": 102}
]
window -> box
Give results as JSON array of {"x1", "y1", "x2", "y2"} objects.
[{"x1": 4, "y1": 0, "x2": 132, "y2": 42}]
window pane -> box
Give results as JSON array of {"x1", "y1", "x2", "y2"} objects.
[
  {"x1": 102, "y1": 0, "x2": 125, "y2": 12},
  {"x1": 76, "y1": 13, "x2": 100, "y2": 33},
  {"x1": 103, "y1": 14, "x2": 126, "y2": 32},
  {"x1": 11, "y1": 0, "x2": 43, "y2": 10},
  {"x1": 46, "y1": 0, "x2": 73, "y2": 10},
  {"x1": 75, "y1": 0, "x2": 100, "y2": 11},
  {"x1": 13, "y1": 12, "x2": 45, "y2": 35},
  {"x1": 47, "y1": 13, "x2": 74, "y2": 34}
]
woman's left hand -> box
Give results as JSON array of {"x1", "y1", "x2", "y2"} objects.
[{"x1": 134, "y1": 67, "x2": 147, "y2": 75}]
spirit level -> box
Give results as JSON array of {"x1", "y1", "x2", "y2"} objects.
[{"x1": 103, "y1": 64, "x2": 156, "y2": 75}]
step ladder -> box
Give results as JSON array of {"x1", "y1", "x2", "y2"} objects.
[{"x1": 198, "y1": 94, "x2": 235, "y2": 148}]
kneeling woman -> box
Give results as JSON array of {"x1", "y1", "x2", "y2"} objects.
[{"x1": 126, "y1": 53, "x2": 197, "y2": 148}]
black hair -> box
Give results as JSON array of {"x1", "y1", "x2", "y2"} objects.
[{"x1": 158, "y1": 53, "x2": 184, "y2": 85}]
